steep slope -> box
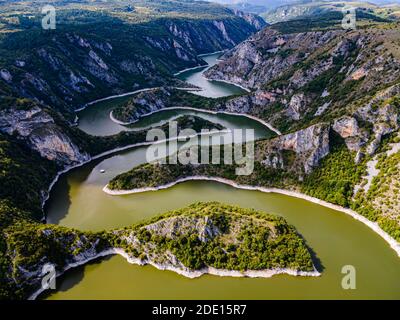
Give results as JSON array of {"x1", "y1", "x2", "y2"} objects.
[
  {"x1": 0, "y1": 0, "x2": 266, "y2": 119},
  {"x1": 109, "y1": 19, "x2": 400, "y2": 246},
  {"x1": 206, "y1": 21, "x2": 400, "y2": 133},
  {"x1": 262, "y1": 1, "x2": 385, "y2": 24}
]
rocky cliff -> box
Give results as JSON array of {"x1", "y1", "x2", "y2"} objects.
[
  {"x1": 112, "y1": 88, "x2": 176, "y2": 124},
  {"x1": 0, "y1": 106, "x2": 90, "y2": 167},
  {"x1": 0, "y1": 2, "x2": 265, "y2": 118},
  {"x1": 256, "y1": 123, "x2": 330, "y2": 175},
  {"x1": 206, "y1": 23, "x2": 400, "y2": 136},
  {"x1": 205, "y1": 28, "x2": 340, "y2": 90},
  {"x1": 3, "y1": 222, "x2": 110, "y2": 300}
]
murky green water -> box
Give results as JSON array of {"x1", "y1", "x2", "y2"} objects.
[
  {"x1": 45, "y1": 161, "x2": 400, "y2": 299},
  {"x1": 44, "y1": 53, "x2": 400, "y2": 300},
  {"x1": 176, "y1": 52, "x2": 246, "y2": 98},
  {"x1": 77, "y1": 53, "x2": 248, "y2": 137}
]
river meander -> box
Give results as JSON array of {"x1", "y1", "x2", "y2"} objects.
[{"x1": 43, "y1": 53, "x2": 400, "y2": 299}]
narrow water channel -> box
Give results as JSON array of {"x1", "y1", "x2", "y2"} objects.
[{"x1": 43, "y1": 53, "x2": 400, "y2": 300}]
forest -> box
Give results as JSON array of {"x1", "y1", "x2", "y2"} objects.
[{"x1": 108, "y1": 202, "x2": 316, "y2": 273}]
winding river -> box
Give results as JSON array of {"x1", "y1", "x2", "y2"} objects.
[{"x1": 43, "y1": 53, "x2": 400, "y2": 299}]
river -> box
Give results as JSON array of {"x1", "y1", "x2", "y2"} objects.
[
  {"x1": 76, "y1": 52, "x2": 252, "y2": 137},
  {"x1": 43, "y1": 53, "x2": 400, "y2": 300}
]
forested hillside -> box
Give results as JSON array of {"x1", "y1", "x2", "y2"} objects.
[
  {"x1": 110, "y1": 15, "x2": 400, "y2": 245},
  {"x1": 0, "y1": 0, "x2": 265, "y2": 118}
]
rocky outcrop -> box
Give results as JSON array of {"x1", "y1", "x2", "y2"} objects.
[
  {"x1": 0, "y1": 9, "x2": 264, "y2": 116},
  {"x1": 332, "y1": 116, "x2": 369, "y2": 152},
  {"x1": 5, "y1": 225, "x2": 109, "y2": 300},
  {"x1": 232, "y1": 9, "x2": 267, "y2": 31},
  {"x1": 287, "y1": 93, "x2": 308, "y2": 121},
  {"x1": 144, "y1": 215, "x2": 222, "y2": 243},
  {"x1": 205, "y1": 28, "x2": 340, "y2": 90},
  {"x1": 330, "y1": 84, "x2": 400, "y2": 160},
  {"x1": 256, "y1": 123, "x2": 330, "y2": 174},
  {"x1": 354, "y1": 85, "x2": 400, "y2": 155},
  {"x1": 217, "y1": 89, "x2": 274, "y2": 113},
  {"x1": 0, "y1": 69, "x2": 12, "y2": 82},
  {"x1": 0, "y1": 107, "x2": 90, "y2": 166}
]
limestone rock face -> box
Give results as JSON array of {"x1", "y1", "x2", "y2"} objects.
[
  {"x1": 205, "y1": 29, "x2": 340, "y2": 90},
  {"x1": 257, "y1": 123, "x2": 330, "y2": 174},
  {"x1": 144, "y1": 215, "x2": 221, "y2": 243},
  {"x1": 287, "y1": 93, "x2": 307, "y2": 121},
  {"x1": 333, "y1": 117, "x2": 360, "y2": 138},
  {"x1": 0, "y1": 107, "x2": 90, "y2": 166},
  {"x1": 213, "y1": 21, "x2": 235, "y2": 46},
  {"x1": 12, "y1": 228, "x2": 106, "y2": 299},
  {"x1": 217, "y1": 89, "x2": 276, "y2": 115},
  {"x1": 332, "y1": 117, "x2": 369, "y2": 152},
  {"x1": 355, "y1": 85, "x2": 400, "y2": 155},
  {"x1": 0, "y1": 69, "x2": 12, "y2": 82},
  {"x1": 231, "y1": 9, "x2": 266, "y2": 31}
]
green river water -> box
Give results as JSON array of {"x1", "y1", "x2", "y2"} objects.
[{"x1": 43, "y1": 53, "x2": 400, "y2": 300}]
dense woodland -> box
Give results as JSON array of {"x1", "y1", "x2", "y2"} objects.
[{"x1": 109, "y1": 202, "x2": 315, "y2": 272}]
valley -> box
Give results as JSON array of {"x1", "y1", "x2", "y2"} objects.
[
  {"x1": 0, "y1": 0, "x2": 400, "y2": 301},
  {"x1": 43, "y1": 51, "x2": 400, "y2": 300}
]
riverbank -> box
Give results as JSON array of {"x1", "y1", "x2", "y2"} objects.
[
  {"x1": 75, "y1": 86, "x2": 202, "y2": 114},
  {"x1": 202, "y1": 76, "x2": 252, "y2": 93},
  {"x1": 103, "y1": 176, "x2": 400, "y2": 258},
  {"x1": 29, "y1": 246, "x2": 320, "y2": 300},
  {"x1": 198, "y1": 50, "x2": 226, "y2": 57},
  {"x1": 28, "y1": 248, "x2": 117, "y2": 300},
  {"x1": 74, "y1": 88, "x2": 158, "y2": 113},
  {"x1": 109, "y1": 106, "x2": 282, "y2": 136},
  {"x1": 173, "y1": 50, "x2": 226, "y2": 76},
  {"x1": 173, "y1": 65, "x2": 207, "y2": 76},
  {"x1": 41, "y1": 130, "x2": 232, "y2": 217},
  {"x1": 109, "y1": 109, "x2": 198, "y2": 127},
  {"x1": 116, "y1": 249, "x2": 320, "y2": 279}
]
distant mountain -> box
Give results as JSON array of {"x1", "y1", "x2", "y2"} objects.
[
  {"x1": 223, "y1": 2, "x2": 270, "y2": 14},
  {"x1": 211, "y1": 0, "x2": 297, "y2": 10},
  {"x1": 212, "y1": 0, "x2": 400, "y2": 6},
  {"x1": 260, "y1": 0, "x2": 395, "y2": 23},
  {"x1": 211, "y1": 0, "x2": 400, "y2": 19}
]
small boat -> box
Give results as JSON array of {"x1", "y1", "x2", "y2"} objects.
[{"x1": 100, "y1": 169, "x2": 105, "y2": 173}]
